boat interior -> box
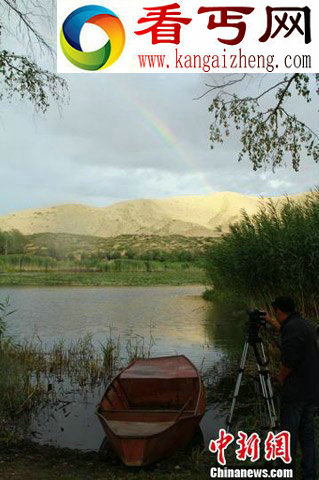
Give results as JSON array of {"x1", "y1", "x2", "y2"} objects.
[{"x1": 98, "y1": 376, "x2": 200, "y2": 437}]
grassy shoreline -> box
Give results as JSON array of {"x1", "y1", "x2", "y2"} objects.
[
  {"x1": 0, "y1": 440, "x2": 211, "y2": 480},
  {"x1": 0, "y1": 270, "x2": 208, "y2": 287}
]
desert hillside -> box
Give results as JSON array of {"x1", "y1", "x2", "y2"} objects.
[{"x1": 0, "y1": 192, "x2": 306, "y2": 238}]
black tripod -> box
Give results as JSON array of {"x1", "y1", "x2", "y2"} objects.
[{"x1": 226, "y1": 316, "x2": 278, "y2": 433}]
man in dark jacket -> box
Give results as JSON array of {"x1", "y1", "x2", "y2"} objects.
[{"x1": 266, "y1": 296, "x2": 319, "y2": 480}]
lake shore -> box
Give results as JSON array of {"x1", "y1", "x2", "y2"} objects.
[
  {"x1": 0, "y1": 270, "x2": 208, "y2": 287},
  {"x1": 0, "y1": 439, "x2": 211, "y2": 480}
]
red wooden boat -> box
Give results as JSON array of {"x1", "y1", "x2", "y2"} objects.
[{"x1": 96, "y1": 355, "x2": 206, "y2": 466}]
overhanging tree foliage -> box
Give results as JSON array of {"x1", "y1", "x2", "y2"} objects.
[
  {"x1": 200, "y1": 73, "x2": 319, "y2": 172},
  {"x1": 0, "y1": 0, "x2": 67, "y2": 112}
]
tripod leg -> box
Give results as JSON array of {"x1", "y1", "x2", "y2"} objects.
[
  {"x1": 256, "y1": 342, "x2": 278, "y2": 430},
  {"x1": 226, "y1": 341, "x2": 249, "y2": 433},
  {"x1": 260, "y1": 342, "x2": 278, "y2": 429}
]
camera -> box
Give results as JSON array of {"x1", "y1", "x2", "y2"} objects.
[
  {"x1": 245, "y1": 309, "x2": 268, "y2": 351},
  {"x1": 247, "y1": 309, "x2": 267, "y2": 326}
]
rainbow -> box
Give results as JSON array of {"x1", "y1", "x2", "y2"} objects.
[{"x1": 113, "y1": 79, "x2": 213, "y2": 194}]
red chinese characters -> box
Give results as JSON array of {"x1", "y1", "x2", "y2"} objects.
[
  {"x1": 210, "y1": 429, "x2": 292, "y2": 466},
  {"x1": 135, "y1": 3, "x2": 192, "y2": 45},
  {"x1": 197, "y1": 7, "x2": 254, "y2": 45},
  {"x1": 265, "y1": 431, "x2": 292, "y2": 464},
  {"x1": 236, "y1": 431, "x2": 261, "y2": 462},
  {"x1": 209, "y1": 429, "x2": 234, "y2": 466},
  {"x1": 135, "y1": 4, "x2": 312, "y2": 46}
]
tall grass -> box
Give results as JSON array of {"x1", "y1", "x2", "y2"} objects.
[
  {"x1": 0, "y1": 297, "x2": 13, "y2": 348},
  {"x1": 205, "y1": 190, "x2": 319, "y2": 317}
]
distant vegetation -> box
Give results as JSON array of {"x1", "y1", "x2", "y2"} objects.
[
  {"x1": 0, "y1": 230, "x2": 26, "y2": 256},
  {"x1": 0, "y1": 270, "x2": 208, "y2": 287},
  {"x1": 24, "y1": 232, "x2": 214, "y2": 263},
  {"x1": 0, "y1": 231, "x2": 214, "y2": 285},
  {"x1": 205, "y1": 190, "x2": 319, "y2": 317}
]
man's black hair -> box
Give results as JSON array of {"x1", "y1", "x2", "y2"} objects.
[{"x1": 271, "y1": 296, "x2": 295, "y2": 313}]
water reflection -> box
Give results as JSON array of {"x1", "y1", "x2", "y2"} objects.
[
  {"x1": 2, "y1": 286, "x2": 234, "y2": 370},
  {"x1": 31, "y1": 383, "x2": 106, "y2": 451},
  {"x1": 204, "y1": 302, "x2": 246, "y2": 354}
]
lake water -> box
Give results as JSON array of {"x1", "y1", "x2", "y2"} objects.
[{"x1": 1, "y1": 286, "x2": 244, "y2": 451}]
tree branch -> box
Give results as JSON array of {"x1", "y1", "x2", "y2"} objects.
[{"x1": 204, "y1": 73, "x2": 319, "y2": 171}]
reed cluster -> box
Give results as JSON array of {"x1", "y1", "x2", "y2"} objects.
[
  {"x1": 0, "y1": 298, "x2": 156, "y2": 441},
  {"x1": 205, "y1": 190, "x2": 319, "y2": 317}
]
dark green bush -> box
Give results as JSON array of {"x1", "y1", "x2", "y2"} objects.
[{"x1": 205, "y1": 190, "x2": 319, "y2": 317}]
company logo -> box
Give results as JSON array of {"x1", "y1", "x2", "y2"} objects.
[{"x1": 60, "y1": 5, "x2": 125, "y2": 71}]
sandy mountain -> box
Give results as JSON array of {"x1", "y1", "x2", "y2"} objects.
[{"x1": 0, "y1": 192, "x2": 306, "y2": 238}]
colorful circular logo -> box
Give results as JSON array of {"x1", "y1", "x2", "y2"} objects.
[{"x1": 60, "y1": 5, "x2": 125, "y2": 71}]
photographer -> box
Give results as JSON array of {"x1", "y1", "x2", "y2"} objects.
[{"x1": 265, "y1": 296, "x2": 319, "y2": 480}]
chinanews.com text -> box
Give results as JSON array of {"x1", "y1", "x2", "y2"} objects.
[{"x1": 210, "y1": 467, "x2": 293, "y2": 478}]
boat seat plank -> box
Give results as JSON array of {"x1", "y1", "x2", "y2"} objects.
[
  {"x1": 105, "y1": 420, "x2": 174, "y2": 437},
  {"x1": 101, "y1": 409, "x2": 194, "y2": 414}
]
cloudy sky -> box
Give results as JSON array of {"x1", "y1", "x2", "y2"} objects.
[{"x1": 0, "y1": 5, "x2": 318, "y2": 215}]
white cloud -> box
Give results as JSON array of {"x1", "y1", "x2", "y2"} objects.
[
  {"x1": 0, "y1": 72, "x2": 318, "y2": 215},
  {"x1": 268, "y1": 179, "x2": 294, "y2": 190}
]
